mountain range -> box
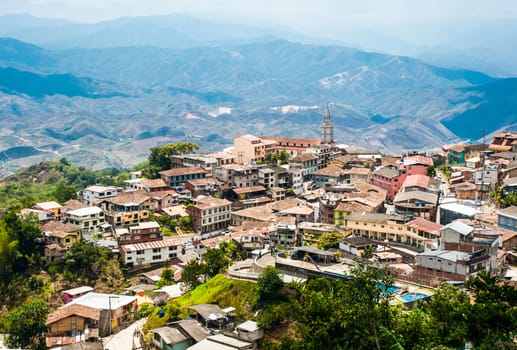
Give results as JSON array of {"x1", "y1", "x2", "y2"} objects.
[{"x1": 0, "y1": 15, "x2": 516, "y2": 176}]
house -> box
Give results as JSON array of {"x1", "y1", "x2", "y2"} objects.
[
  {"x1": 371, "y1": 251, "x2": 403, "y2": 264},
  {"x1": 233, "y1": 134, "x2": 266, "y2": 164},
  {"x1": 439, "y1": 203, "x2": 478, "y2": 225},
  {"x1": 289, "y1": 153, "x2": 319, "y2": 179},
  {"x1": 373, "y1": 165, "x2": 404, "y2": 201},
  {"x1": 229, "y1": 185, "x2": 271, "y2": 209},
  {"x1": 41, "y1": 221, "x2": 81, "y2": 263},
  {"x1": 64, "y1": 206, "x2": 108, "y2": 238},
  {"x1": 415, "y1": 250, "x2": 491, "y2": 282},
  {"x1": 439, "y1": 221, "x2": 499, "y2": 273},
  {"x1": 269, "y1": 223, "x2": 300, "y2": 248},
  {"x1": 68, "y1": 293, "x2": 137, "y2": 336},
  {"x1": 498, "y1": 206, "x2": 517, "y2": 232},
  {"x1": 149, "y1": 190, "x2": 179, "y2": 210},
  {"x1": 339, "y1": 236, "x2": 374, "y2": 256},
  {"x1": 159, "y1": 167, "x2": 207, "y2": 190},
  {"x1": 46, "y1": 304, "x2": 100, "y2": 348},
  {"x1": 150, "y1": 320, "x2": 209, "y2": 350},
  {"x1": 344, "y1": 212, "x2": 412, "y2": 245},
  {"x1": 117, "y1": 221, "x2": 162, "y2": 245},
  {"x1": 489, "y1": 131, "x2": 517, "y2": 152},
  {"x1": 214, "y1": 164, "x2": 259, "y2": 188},
  {"x1": 184, "y1": 178, "x2": 223, "y2": 198},
  {"x1": 187, "y1": 334, "x2": 253, "y2": 350},
  {"x1": 186, "y1": 304, "x2": 235, "y2": 330},
  {"x1": 399, "y1": 155, "x2": 433, "y2": 177},
  {"x1": 79, "y1": 185, "x2": 122, "y2": 206},
  {"x1": 234, "y1": 320, "x2": 264, "y2": 342},
  {"x1": 171, "y1": 153, "x2": 220, "y2": 175},
  {"x1": 230, "y1": 229, "x2": 266, "y2": 251},
  {"x1": 62, "y1": 286, "x2": 94, "y2": 304},
  {"x1": 97, "y1": 191, "x2": 152, "y2": 227},
  {"x1": 267, "y1": 187, "x2": 286, "y2": 202},
  {"x1": 120, "y1": 238, "x2": 184, "y2": 267},
  {"x1": 311, "y1": 165, "x2": 347, "y2": 188},
  {"x1": 187, "y1": 196, "x2": 232, "y2": 234},
  {"x1": 41, "y1": 221, "x2": 81, "y2": 247},
  {"x1": 33, "y1": 201, "x2": 63, "y2": 221},
  {"x1": 393, "y1": 190, "x2": 438, "y2": 221},
  {"x1": 406, "y1": 217, "x2": 442, "y2": 251},
  {"x1": 347, "y1": 167, "x2": 372, "y2": 183}
]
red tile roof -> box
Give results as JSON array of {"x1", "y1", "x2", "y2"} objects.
[
  {"x1": 407, "y1": 217, "x2": 443, "y2": 235},
  {"x1": 159, "y1": 167, "x2": 207, "y2": 176},
  {"x1": 402, "y1": 175, "x2": 430, "y2": 189}
]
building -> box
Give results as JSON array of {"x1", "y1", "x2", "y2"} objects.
[
  {"x1": 97, "y1": 191, "x2": 152, "y2": 227},
  {"x1": 159, "y1": 167, "x2": 207, "y2": 190},
  {"x1": 259, "y1": 136, "x2": 321, "y2": 158},
  {"x1": 439, "y1": 203, "x2": 478, "y2": 225},
  {"x1": 149, "y1": 320, "x2": 209, "y2": 350},
  {"x1": 229, "y1": 186, "x2": 271, "y2": 209},
  {"x1": 406, "y1": 217, "x2": 442, "y2": 251},
  {"x1": 393, "y1": 191, "x2": 438, "y2": 221},
  {"x1": 339, "y1": 236, "x2": 374, "y2": 256},
  {"x1": 415, "y1": 250, "x2": 491, "y2": 281},
  {"x1": 214, "y1": 164, "x2": 258, "y2": 188},
  {"x1": 344, "y1": 212, "x2": 413, "y2": 245},
  {"x1": 33, "y1": 201, "x2": 63, "y2": 221},
  {"x1": 184, "y1": 177, "x2": 223, "y2": 198},
  {"x1": 320, "y1": 105, "x2": 335, "y2": 144},
  {"x1": 62, "y1": 286, "x2": 94, "y2": 304},
  {"x1": 233, "y1": 134, "x2": 266, "y2": 164},
  {"x1": 289, "y1": 153, "x2": 319, "y2": 179},
  {"x1": 45, "y1": 304, "x2": 100, "y2": 348},
  {"x1": 68, "y1": 293, "x2": 137, "y2": 336},
  {"x1": 116, "y1": 221, "x2": 162, "y2": 245},
  {"x1": 489, "y1": 131, "x2": 517, "y2": 152},
  {"x1": 79, "y1": 185, "x2": 122, "y2": 206},
  {"x1": 64, "y1": 206, "x2": 107, "y2": 238},
  {"x1": 311, "y1": 165, "x2": 347, "y2": 188},
  {"x1": 373, "y1": 165, "x2": 404, "y2": 201},
  {"x1": 187, "y1": 196, "x2": 232, "y2": 234},
  {"x1": 347, "y1": 167, "x2": 372, "y2": 183},
  {"x1": 270, "y1": 223, "x2": 300, "y2": 248},
  {"x1": 41, "y1": 221, "x2": 81, "y2": 263},
  {"x1": 120, "y1": 238, "x2": 184, "y2": 266},
  {"x1": 498, "y1": 206, "x2": 517, "y2": 232},
  {"x1": 399, "y1": 155, "x2": 433, "y2": 176},
  {"x1": 125, "y1": 178, "x2": 169, "y2": 192}
]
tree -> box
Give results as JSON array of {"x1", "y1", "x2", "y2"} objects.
[
  {"x1": 147, "y1": 142, "x2": 200, "y2": 177},
  {"x1": 426, "y1": 165, "x2": 436, "y2": 177},
  {"x1": 5, "y1": 298, "x2": 50, "y2": 349},
  {"x1": 465, "y1": 272, "x2": 517, "y2": 347},
  {"x1": 425, "y1": 283, "x2": 469, "y2": 348},
  {"x1": 317, "y1": 232, "x2": 342, "y2": 250},
  {"x1": 180, "y1": 260, "x2": 207, "y2": 292},
  {"x1": 63, "y1": 240, "x2": 111, "y2": 282},
  {"x1": 256, "y1": 266, "x2": 283, "y2": 304},
  {"x1": 203, "y1": 248, "x2": 230, "y2": 277},
  {"x1": 156, "y1": 267, "x2": 175, "y2": 288},
  {"x1": 53, "y1": 180, "x2": 78, "y2": 203}
]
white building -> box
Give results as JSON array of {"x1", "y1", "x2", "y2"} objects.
[
  {"x1": 79, "y1": 185, "x2": 122, "y2": 205},
  {"x1": 64, "y1": 206, "x2": 108, "y2": 237},
  {"x1": 120, "y1": 238, "x2": 184, "y2": 266}
]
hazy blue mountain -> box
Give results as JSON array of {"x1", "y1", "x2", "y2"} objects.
[
  {"x1": 0, "y1": 66, "x2": 125, "y2": 98},
  {"x1": 0, "y1": 36, "x2": 515, "y2": 174},
  {"x1": 441, "y1": 78, "x2": 517, "y2": 140}
]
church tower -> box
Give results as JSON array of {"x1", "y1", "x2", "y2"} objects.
[{"x1": 320, "y1": 104, "x2": 334, "y2": 144}]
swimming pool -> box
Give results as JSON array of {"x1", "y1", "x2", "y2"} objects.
[{"x1": 399, "y1": 292, "x2": 429, "y2": 302}]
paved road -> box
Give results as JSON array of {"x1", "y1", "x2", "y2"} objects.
[{"x1": 103, "y1": 318, "x2": 146, "y2": 350}]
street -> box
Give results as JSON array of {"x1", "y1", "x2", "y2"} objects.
[{"x1": 103, "y1": 318, "x2": 146, "y2": 350}]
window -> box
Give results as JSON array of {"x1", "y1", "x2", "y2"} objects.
[
  {"x1": 136, "y1": 250, "x2": 144, "y2": 255},
  {"x1": 152, "y1": 248, "x2": 161, "y2": 253},
  {"x1": 169, "y1": 246, "x2": 176, "y2": 251},
  {"x1": 169, "y1": 253, "x2": 177, "y2": 258},
  {"x1": 152, "y1": 255, "x2": 161, "y2": 260}
]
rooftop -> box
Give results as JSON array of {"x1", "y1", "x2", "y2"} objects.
[
  {"x1": 440, "y1": 203, "x2": 478, "y2": 217},
  {"x1": 374, "y1": 166, "x2": 400, "y2": 179},
  {"x1": 34, "y1": 201, "x2": 62, "y2": 210},
  {"x1": 84, "y1": 185, "x2": 121, "y2": 194},
  {"x1": 159, "y1": 167, "x2": 207, "y2": 176},
  {"x1": 499, "y1": 206, "x2": 517, "y2": 219},
  {"x1": 66, "y1": 206, "x2": 103, "y2": 216},
  {"x1": 346, "y1": 212, "x2": 411, "y2": 224},
  {"x1": 407, "y1": 217, "x2": 443, "y2": 235},
  {"x1": 150, "y1": 327, "x2": 188, "y2": 345},
  {"x1": 120, "y1": 238, "x2": 183, "y2": 253},
  {"x1": 68, "y1": 292, "x2": 136, "y2": 310},
  {"x1": 232, "y1": 185, "x2": 267, "y2": 195},
  {"x1": 46, "y1": 304, "x2": 100, "y2": 325},
  {"x1": 443, "y1": 221, "x2": 474, "y2": 236},
  {"x1": 402, "y1": 174, "x2": 430, "y2": 189},
  {"x1": 312, "y1": 165, "x2": 346, "y2": 177},
  {"x1": 41, "y1": 221, "x2": 80, "y2": 238},
  {"x1": 403, "y1": 155, "x2": 433, "y2": 166},
  {"x1": 193, "y1": 195, "x2": 231, "y2": 209},
  {"x1": 140, "y1": 178, "x2": 168, "y2": 188}
]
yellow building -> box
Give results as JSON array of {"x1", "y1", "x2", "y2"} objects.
[{"x1": 98, "y1": 191, "x2": 152, "y2": 227}]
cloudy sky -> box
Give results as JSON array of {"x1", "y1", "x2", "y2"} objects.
[
  {"x1": 0, "y1": 0, "x2": 516, "y2": 53},
  {"x1": 1, "y1": 1, "x2": 515, "y2": 31}
]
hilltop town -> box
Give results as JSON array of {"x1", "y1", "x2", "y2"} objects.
[{"x1": 2, "y1": 109, "x2": 517, "y2": 349}]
